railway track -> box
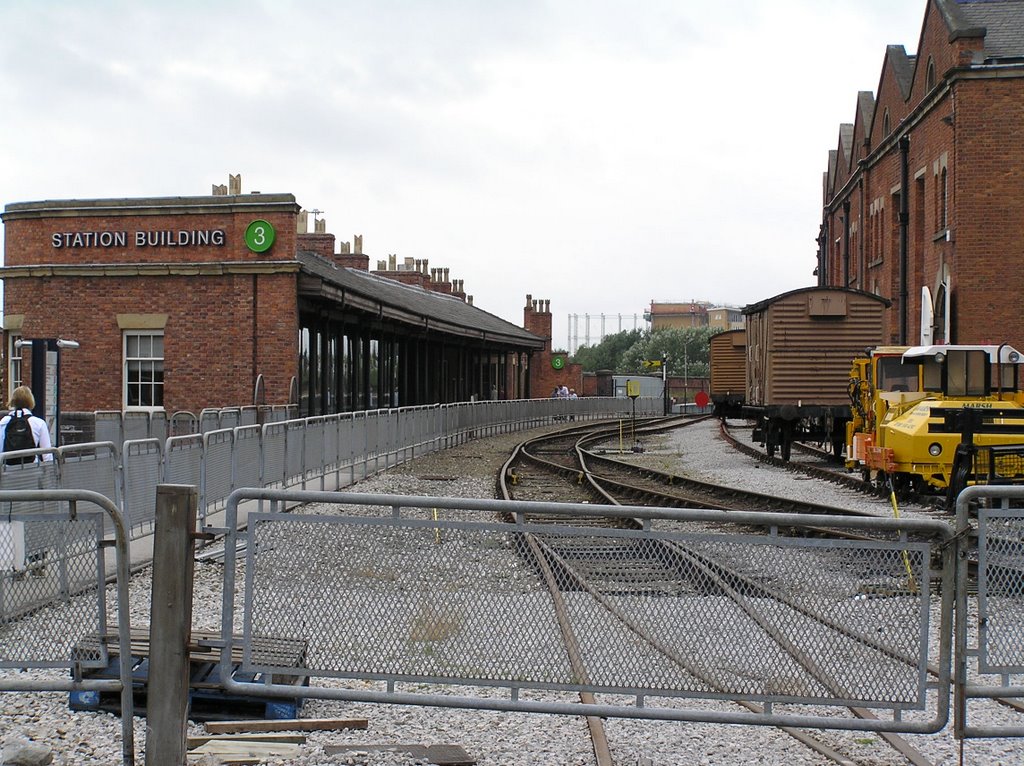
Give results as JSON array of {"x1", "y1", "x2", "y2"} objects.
[
  {"x1": 496, "y1": 420, "x2": 941, "y2": 766},
  {"x1": 717, "y1": 418, "x2": 957, "y2": 516},
  {"x1": 718, "y1": 418, "x2": 890, "y2": 497}
]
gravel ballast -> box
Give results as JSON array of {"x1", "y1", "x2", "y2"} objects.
[{"x1": 1, "y1": 418, "x2": 1021, "y2": 765}]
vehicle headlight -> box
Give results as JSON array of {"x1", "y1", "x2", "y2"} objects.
[{"x1": 929, "y1": 442, "x2": 943, "y2": 457}]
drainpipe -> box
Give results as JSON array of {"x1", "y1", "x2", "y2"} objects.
[
  {"x1": 842, "y1": 199, "x2": 851, "y2": 287},
  {"x1": 899, "y1": 135, "x2": 910, "y2": 344},
  {"x1": 817, "y1": 220, "x2": 828, "y2": 285}
]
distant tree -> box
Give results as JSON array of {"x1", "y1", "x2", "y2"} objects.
[
  {"x1": 571, "y1": 329, "x2": 644, "y2": 372},
  {"x1": 574, "y1": 326, "x2": 721, "y2": 377},
  {"x1": 620, "y1": 327, "x2": 716, "y2": 378}
]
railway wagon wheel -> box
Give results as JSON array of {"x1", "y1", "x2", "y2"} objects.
[
  {"x1": 779, "y1": 421, "x2": 793, "y2": 461},
  {"x1": 830, "y1": 419, "x2": 848, "y2": 461},
  {"x1": 765, "y1": 418, "x2": 793, "y2": 461}
]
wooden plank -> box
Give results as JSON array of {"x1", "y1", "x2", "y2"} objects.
[
  {"x1": 77, "y1": 627, "x2": 307, "y2": 667},
  {"x1": 188, "y1": 740, "x2": 302, "y2": 757},
  {"x1": 205, "y1": 718, "x2": 369, "y2": 734},
  {"x1": 323, "y1": 743, "x2": 475, "y2": 765},
  {"x1": 187, "y1": 733, "x2": 306, "y2": 747}
]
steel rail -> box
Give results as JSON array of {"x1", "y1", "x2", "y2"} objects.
[
  {"x1": 520, "y1": 531, "x2": 614, "y2": 766},
  {"x1": 498, "y1": 428, "x2": 940, "y2": 766},
  {"x1": 527, "y1": 525, "x2": 931, "y2": 766}
]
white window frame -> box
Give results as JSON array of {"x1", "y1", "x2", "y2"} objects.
[
  {"x1": 123, "y1": 330, "x2": 165, "y2": 411},
  {"x1": 7, "y1": 334, "x2": 22, "y2": 400}
]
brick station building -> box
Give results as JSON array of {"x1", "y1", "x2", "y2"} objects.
[
  {"x1": 818, "y1": 0, "x2": 1024, "y2": 347},
  {"x1": 1, "y1": 182, "x2": 548, "y2": 441}
]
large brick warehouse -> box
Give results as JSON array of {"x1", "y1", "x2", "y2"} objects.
[
  {"x1": 0, "y1": 183, "x2": 549, "y2": 442},
  {"x1": 818, "y1": 0, "x2": 1024, "y2": 348}
]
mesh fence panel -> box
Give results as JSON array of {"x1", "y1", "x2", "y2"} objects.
[
  {"x1": 261, "y1": 424, "x2": 287, "y2": 487},
  {"x1": 239, "y1": 508, "x2": 935, "y2": 710},
  {"x1": 123, "y1": 440, "x2": 162, "y2": 533},
  {"x1": 978, "y1": 509, "x2": 1024, "y2": 673},
  {"x1": 0, "y1": 511, "x2": 108, "y2": 669},
  {"x1": 203, "y1": 429, "x2": 234, "y2": 511},
  {"x1": 165, "y1": 435, "x2": 202, "y2": 489},
  {"x1": 234, "y1": 426, "x2": 262, "y2": 490},
  {"x1": 58, "y1": 445, "x2": 120, "y2": 531}
]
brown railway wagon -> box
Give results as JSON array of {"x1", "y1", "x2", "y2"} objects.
[
  {"x1": 741, "y1": 286, "x2": 889, "y2": 460},
  {"x1": 709, "y1": 329, "x2": 746, "y2": 417}
]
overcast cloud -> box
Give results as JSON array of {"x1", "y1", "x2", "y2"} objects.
[{"x1": 0, "y1": 0, "x2": 925, "y2": 349}]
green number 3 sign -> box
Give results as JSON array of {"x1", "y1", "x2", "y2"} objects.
[
  {"x1": 551, "y1": 356, "x2": 565, "y2": 370},
  {"x1": 245, "y1": 219, "x2": 276, "y2": 253}
]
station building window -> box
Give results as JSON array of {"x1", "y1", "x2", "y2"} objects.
[{"x1": 124, "y1": 331, "x2": 164, "y2": 410}]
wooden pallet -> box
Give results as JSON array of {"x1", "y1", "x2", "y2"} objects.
[{"x1": 69, "y1": 628, "x2": 308, "y2": 722}]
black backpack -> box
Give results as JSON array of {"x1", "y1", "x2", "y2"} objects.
[{"x1": 4, "y1": 410, "x2": 37, "y2": 464}]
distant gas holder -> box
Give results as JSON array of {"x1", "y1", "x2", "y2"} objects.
[{"x1": 52, "y1": 229, "x2": 226, "y2": 248}]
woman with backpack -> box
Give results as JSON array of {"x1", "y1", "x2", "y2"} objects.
[{"x1": 0, "y1": 386, "x2": 53, "y2": 463}]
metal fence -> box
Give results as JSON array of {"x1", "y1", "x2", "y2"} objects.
[
  {"x1": 0, "y1": 489, "x2": 135, "y2": 765},
  {"x1": 214, "y1": 488, "x2": 955, "y2": 732},
  {"x1": 955, "y1": 485, "x2": 1024, "y2": 738},
  {"x1": 1, "y1": 396, "x2": 655, "y2": 541}
]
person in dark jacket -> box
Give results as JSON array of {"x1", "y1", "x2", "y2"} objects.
[{"x1": 0, "y1": 386, "x2": 53, "y2": 462}]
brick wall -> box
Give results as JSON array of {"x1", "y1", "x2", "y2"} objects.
[
  {"x1": 950, "y1": 78, "x2": 1024, "y2": 344},
  {"x1": 2, "y1": 195, "x2": 301, "y2": 414},
  {"x1": 820, "y1": 2, "x2": 1024, "y2": 348},
  {"x1": 523, "y1": 295, "x2": 583, "y2": 397}
]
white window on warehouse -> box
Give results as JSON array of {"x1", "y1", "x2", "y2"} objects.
[
  {"x1": 124, "y1": 331, "x2": 164, "y2": 409},
  {"x1": 7, "y1": 334, "x2": 23, "y2": 399}
]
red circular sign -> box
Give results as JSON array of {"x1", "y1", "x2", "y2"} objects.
[{"x1": 694, "y1": 391, "x2": 710, "y2": 408}]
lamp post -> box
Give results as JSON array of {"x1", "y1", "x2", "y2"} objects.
[
  {"x1": 15, "y1": 338, "x2": 78, "y2": 447},
  {"x1": 683, "y1": 342, "x2": 689, "y2": 406},
  {"x1": 662, "y1": 353, "x2": 669, "y2": 416}
]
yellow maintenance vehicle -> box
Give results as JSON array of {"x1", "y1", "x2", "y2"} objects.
[{"x1": 846, "y1": 344, "x2": 1024, "y2": 504}]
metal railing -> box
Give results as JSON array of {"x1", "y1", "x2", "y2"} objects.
[
  {"x1": 2, "y1": 397, "x2": 657, "y2": 541},
  {"x1": 0, "y1": 489, "x2": 135, "y2": 765},
  {"x1": 955, "y1": 485, "x2": 1024, "y2": 738},
  {"x1": 214, "y1": 488, "x2": 956, "y2": 732}
]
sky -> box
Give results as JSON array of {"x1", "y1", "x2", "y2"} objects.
[{"x1": 0, "y1": 0, "x2": 927, "y2": 351}]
